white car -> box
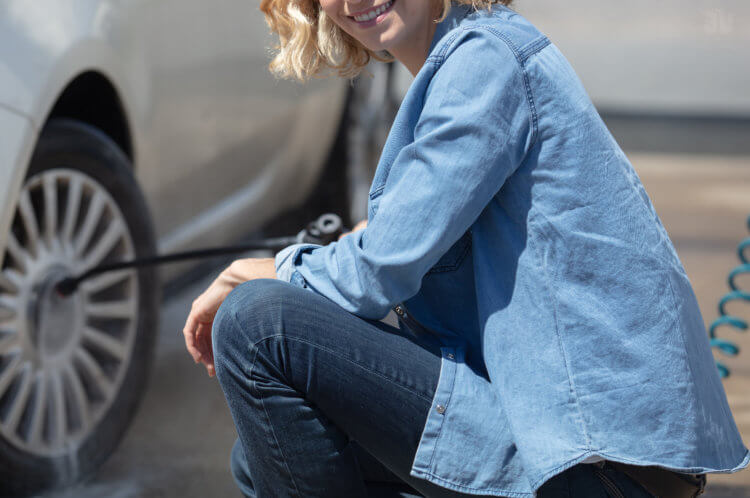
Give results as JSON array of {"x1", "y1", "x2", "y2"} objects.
[
  {"x1": 5, "y1": 0, "x2": 742, "y2": 495},
  {"x1": 0, "y1": 2, "x2": 398, "y2": 495}
]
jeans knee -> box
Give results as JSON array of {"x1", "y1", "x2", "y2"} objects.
[{"x1": 212, "y1": 278, "x2": 295, "y2": 374}]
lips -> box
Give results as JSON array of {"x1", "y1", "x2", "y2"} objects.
[{"x1": 347, "y1": 0, "x2": 395, "y2": 24}]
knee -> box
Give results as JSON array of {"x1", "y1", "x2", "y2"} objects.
[{"x1": 212, "y1": 279, "x2": 294, "y2": 370}]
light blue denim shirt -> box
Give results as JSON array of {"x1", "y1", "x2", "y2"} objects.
[{"x1": 275, "y1": 3, "x2": 749, "y2": 496}]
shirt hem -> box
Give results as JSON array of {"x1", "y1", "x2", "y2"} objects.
[
  {"x1": 409, "y1": 447, "x2": 750, "y2": 496},
  {"x1": 409, "y1": 468, "x2": 534, "y2": 497}
]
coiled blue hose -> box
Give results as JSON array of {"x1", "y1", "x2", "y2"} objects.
[{"x1": 710, "y1": 214, "x2": 750, "y2": 378}]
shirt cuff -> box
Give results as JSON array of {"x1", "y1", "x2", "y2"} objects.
[{"x1": 274, "y1": 243, "x2": 320, "y2": 285}]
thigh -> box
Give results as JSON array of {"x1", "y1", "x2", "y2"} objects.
[{"x1": 215, "y1": 279, "x2": 475, "y2": 497}]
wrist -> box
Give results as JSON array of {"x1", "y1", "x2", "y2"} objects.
[{"x1": 223, "y1": 258, "x2": 276, "y2": 284}]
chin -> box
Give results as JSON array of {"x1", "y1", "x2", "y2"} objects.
[{"x1": 369, "y1": 32, "x2": 401, "y2": 53}]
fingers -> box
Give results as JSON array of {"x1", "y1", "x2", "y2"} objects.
[
  {"x1": 195, "y1": 321, "x2": 214, "y2": 364},
  {"x1": 184, "y1": 280, "x2": 230, "y2": 378},
  {"x1": 184, "y1": 316, "x2": 217, "y2": 378},
  {"x1": 197, "y1": 323, "x2": 215, "y2": 378},
  {"x1": 183, "y1": 312, "x2": 203, "y2": 363}
]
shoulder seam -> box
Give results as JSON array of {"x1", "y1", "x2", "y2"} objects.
[
  {"x1": 518, "y1": 36, "x2": 551, "y2": 63},
  {"x1": 427, "y1": 26, "x2": 541, "y2": 149},
  {"x1": 427, "y1": 25, "x2": 549, "y2": 65}
]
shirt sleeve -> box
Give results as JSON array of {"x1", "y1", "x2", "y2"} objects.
[
  {"x1": 278, "y1": 29, "x2": 535, "y2": 319},
  {"x1": 274, "y1": 242, "x2": 320, "y2": 285}
]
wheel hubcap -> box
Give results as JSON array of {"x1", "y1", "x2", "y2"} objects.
[
  {"x1": 0, "y1": 169, "x2": 138, "y2": 456},
  {"x1": 31, "y1": 265, "x2": 82, "y2": 359}
]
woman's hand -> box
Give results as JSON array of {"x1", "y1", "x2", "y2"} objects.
[
  {"x1": 338, "y1": 219, "x2": 368, "y2": 240},
  {"x1": 182, "y1": 257, "x2": 276, "y2": 377}
]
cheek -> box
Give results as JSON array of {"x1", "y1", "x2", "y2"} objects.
[{"x1": 317, "y1": 0, "x2": 338, "y2": 19}]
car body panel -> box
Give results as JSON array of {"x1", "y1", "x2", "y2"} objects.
[
  {"x1": 0, "y1": 105, "x2": 36, "y2": 269},
  {"x1": 0, "y1": 0, "x2": 347, "y2": 280}
]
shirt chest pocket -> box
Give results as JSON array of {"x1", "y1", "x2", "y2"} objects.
[
  {"x1": 368, "y1": 185, "x2": 385, "y2": 220},
  {"x1": 427, "y1": 230, "x2": 472, "y2": 275}
]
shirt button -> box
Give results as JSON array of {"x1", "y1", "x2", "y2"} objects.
[
  {"x1": 436, "y1": 404, "x2": 446, "y2": 414},
  {"x1": 394, "y1": 306, "x2": 405, "y2": 317},
  {"x1": 446, "y1": 353, "x2": 454, "y2": 360}
]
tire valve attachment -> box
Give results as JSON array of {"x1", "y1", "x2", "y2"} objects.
[{"x1": 55, "y1": 277, "x2": 79, "y2": 297}]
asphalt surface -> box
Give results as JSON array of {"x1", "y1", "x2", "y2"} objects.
[{"x1": 39, "y1": 138, "x2": 750, "y2": 497}]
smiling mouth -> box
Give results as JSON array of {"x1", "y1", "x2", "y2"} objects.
[{"x1": 347, "y1": 0, "x2": 395, "y2": 23}]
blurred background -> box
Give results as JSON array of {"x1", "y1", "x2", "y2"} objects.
[{"x1": 0, "y1": 0, "x2": 748, "y2": 496}]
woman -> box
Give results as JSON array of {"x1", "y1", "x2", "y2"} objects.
[{"x1": 182, "y1": 1, "x2": 749, "y2": 496}]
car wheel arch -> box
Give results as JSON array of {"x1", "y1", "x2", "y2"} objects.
[{"x1": 44, "y1": 70, "x2": 134, "y2": 165}]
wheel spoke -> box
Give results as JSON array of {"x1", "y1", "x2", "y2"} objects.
[
  {"x1": 64, "y1": 364, "x2": 90, "y2": 431},
  {"x1": 86, "y1": 300, "x2": 136, "y2": 320},
  {"x1": 74, "y1": 347, "x2": 113, "y2": 398},
  {"x1": 0, "y1": 169, "x2": 141, "y2": 455},
  {"x1": 61, "y1": 175, "x2": 83, "y2": 244},
  {"x1": 0, "y1": 295, "x2": 18, "y2": 312},
  {"x1": 82, "y1": 219, "x2": 125, "y2": 270},
  {"x1": 0, "y1": 355, "x2": 22, "y2": 398},
  {"x1": 73, "y1": 191, "x2": 105, "y2": 257},
  {"x1": 0, "y1": 269, "x2": 21, "y2": 294},
  {"x1": 42, "y1": 174, "x2": 58, "y2": 248},
  {"x1": 0, "y1": 308, "x2": 17, "y2": 331},
  {"x1": 83, "y1": 326, "x2": 127, "y2": 360},
  {"x1": 81, "y1": 269, "x2": 133, "y2": 294},
  {"x1": 0, "y1": 295, "x2": 17, "y2": 322},
  {"x1": 18, "y1": 189, "x2": 41, "y2": 257},
  {"x1": 0, "y1": 333, "x2": 19, "y2": 356},
  {"x1": 3, "y1": 364, "x2": 33, "y2": 434},
  {"x1": 5, "y1": 232, "x2": 30, "y2": 272},
  {"x1": 28, "y1": 373, "x2": 47, "y2": 446},
  {"x1": 50, "y1": 372, "x2": 67, "y2": 446}
]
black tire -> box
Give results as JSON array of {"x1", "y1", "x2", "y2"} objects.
[{"x1": 0, "y1": 118, "x2": 159, "y2": 497}]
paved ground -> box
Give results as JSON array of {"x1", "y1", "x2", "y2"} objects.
[{"x1": 40, "y1": 144, "x2": 750, "y2": 496}]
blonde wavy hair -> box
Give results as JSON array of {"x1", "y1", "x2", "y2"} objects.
[{"x1": 259, "y1": 0, "x2": 513, "y2": 81}]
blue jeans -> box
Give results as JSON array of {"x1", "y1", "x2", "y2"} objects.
[{"x1": 212, "y1": 279, "x2": 655, "y2": 498}]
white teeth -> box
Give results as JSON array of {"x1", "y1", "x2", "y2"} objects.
[{"x1": 353, "y1": 1, "x2": 392, "y2": 22}]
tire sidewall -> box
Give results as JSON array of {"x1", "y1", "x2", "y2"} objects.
[{"x1": 0, "y1": 118, "x2": 160, "y2": 497}]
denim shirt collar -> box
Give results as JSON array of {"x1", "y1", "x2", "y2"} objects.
[{"x1": 427, "y1": 2, "x2": 474, "y2": 57}]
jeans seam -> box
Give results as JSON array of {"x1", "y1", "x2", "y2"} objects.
[
  {"x1": 238, "y1": 314, "x2": 303, "y2": 498},
  {"x1": 251, "y1": 334, "x2": 435, "y2": 404}
]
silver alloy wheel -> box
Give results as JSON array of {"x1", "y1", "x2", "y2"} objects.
[{"x1": 0, "y1": 168, "x2": 138, "y2": 457}]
